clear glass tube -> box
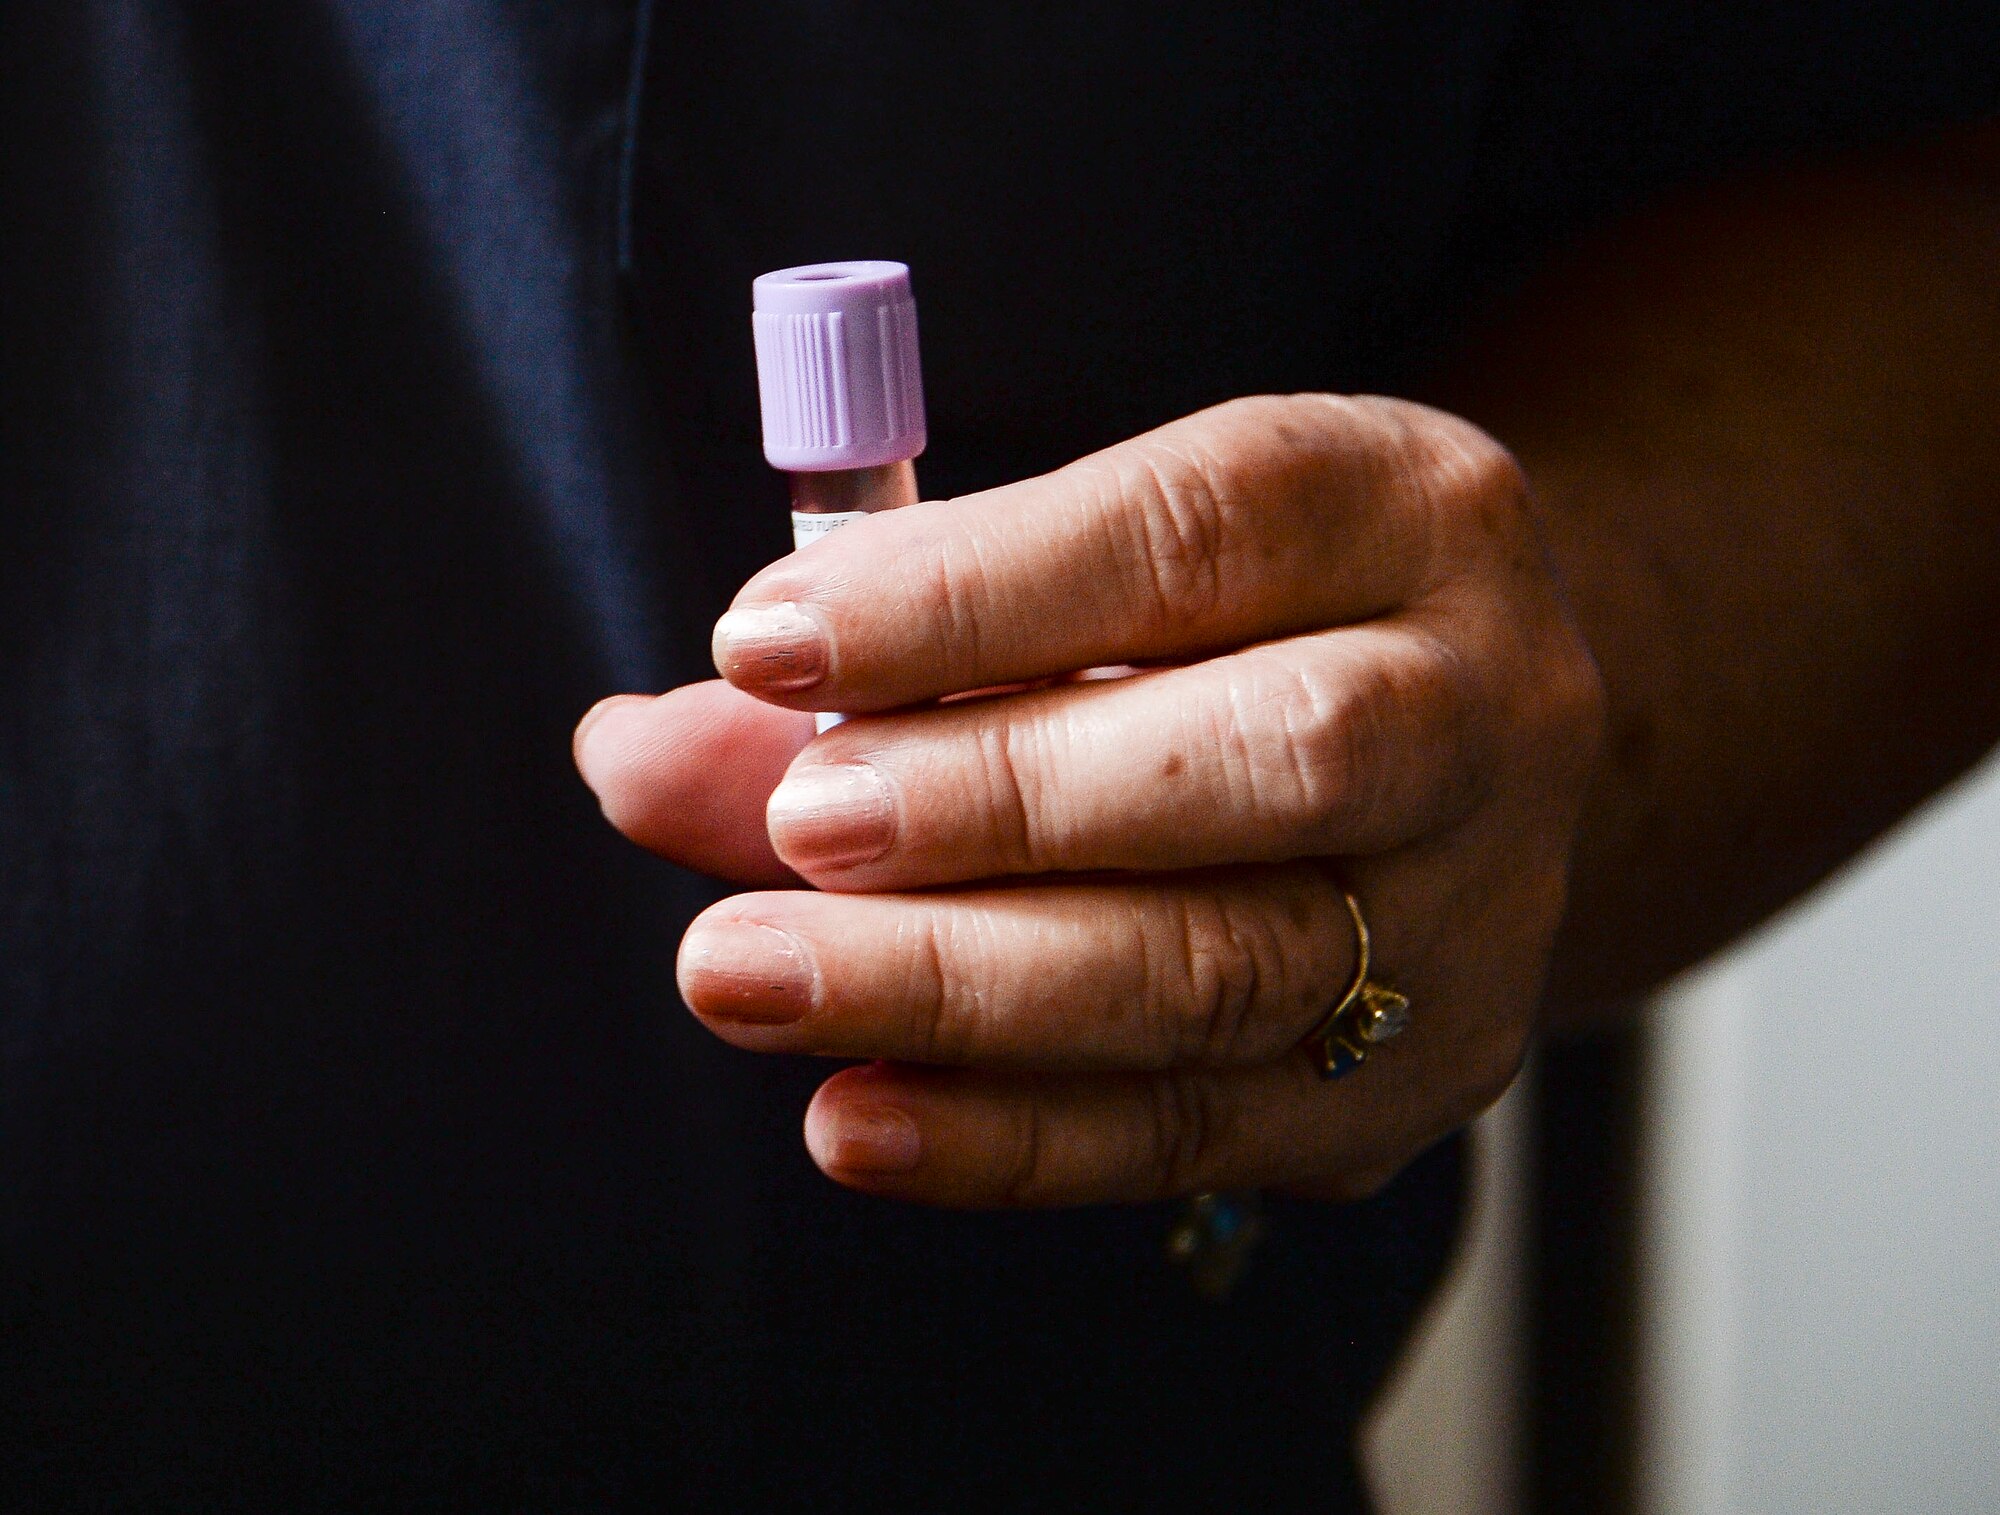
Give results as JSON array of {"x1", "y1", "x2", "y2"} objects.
[
  {"x1": 787, "y1": 461, "x2": 919, "y2": 730},
  {"x1": 787, "y1": 459, "x2": 918, "y2": 518}
]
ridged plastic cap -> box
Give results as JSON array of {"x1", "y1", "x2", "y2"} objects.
[{"x1": 752, "y1": 261, "x2": 926, "y2": 472}]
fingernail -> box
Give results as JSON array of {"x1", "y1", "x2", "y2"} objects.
[
  {"x1": 816, "y1": 1106, "x2": 922, "y2": 1175},
  {"x1": 713, "y1": 603, "x2": 828, "y2": 692},
  {"x1": 767, "y1": 763, "x2": 896, "y2": 871},
  {"x1": 679, "y1": 920, "x2": 816, "y2": 1025}
]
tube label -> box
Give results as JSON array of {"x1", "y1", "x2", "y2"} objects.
[
  {"x1": 792, "y1": 510, "x2": 869, "y2": 551},
  {"x1": 792, "y1": 510, "x2": 870, "y2": 733}
]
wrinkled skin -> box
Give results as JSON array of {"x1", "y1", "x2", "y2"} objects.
[{"x1": 576, "y1": 394, "x2": 1605, "y2": 1207}]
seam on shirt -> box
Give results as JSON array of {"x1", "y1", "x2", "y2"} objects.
[{"x1": 616, "y1": 0, "x2": 656, "y2": 274}]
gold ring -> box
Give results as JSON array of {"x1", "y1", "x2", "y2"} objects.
[
  {"x1": 1168, "y1": 889, "x2": 1413, "y2": 1297},
  {"x1": 1301, "y1": 889, "x2": 1411, "y2": 1079}
]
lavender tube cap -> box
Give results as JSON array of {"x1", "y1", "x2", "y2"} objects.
[{"x1": 752, "y1": 261, "x2": 927, "y2": 472}]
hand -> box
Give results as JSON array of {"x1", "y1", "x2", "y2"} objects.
[{"x1": 574, "y1": 395, "x2": 1603, "y2": 1206}]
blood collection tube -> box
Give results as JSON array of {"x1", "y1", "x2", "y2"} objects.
[{"x1": 752, "y1": 260, "x2": 927, "y2": 723}]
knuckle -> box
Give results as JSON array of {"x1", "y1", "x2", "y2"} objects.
[
  {"x1": 1367, "y1": 396, "x2": 1527, "y2": 512},
  {"x1": 1446, "y1": 426, "x2": 1532, "y2": 518},
  {"x1": 1119, "y1": 438, "x2": 1234, "y2": 629},
  {"x1": 1165, "y1": 892, "x2": 1275, "y2": 1063},
  {"x1": 1160, "y1": 877, "x2": 1345, "y2": 1063},
  {"x1": 1240, "y1": 635, "x2": 1499, "y2": 849},
  {"x1": 920, "y1": 525, "x2": 998, "y2": 682},
  {"x1": 1248, "y1": 623, "x2": 1504, "y2": 847},
  {"x1": 972, "y1": 717, "x2": 1050, "y2": 871},
  {"x1": 1197, "y1": 666, "x2": 1326, "y2": 841},
  {"x1": 1144, "y1": 1073, "x2": 1228, "y2": 1197},
  {"x1": 1293, "y1": 666, "x2": 1388, "y2": 835},
  {"x1": 897, "y1": 910, "x2": 972, "y2": 1063},
  {"x1": 1353, "y1": 396, "x2": 1529, "y2": 575},
  {"x1": 993, "y1": 1098, "x2": 1055, "y2": 1206},
  {"x1": 1230, "y1": 658, "x2": 1395, "y2": 849}
]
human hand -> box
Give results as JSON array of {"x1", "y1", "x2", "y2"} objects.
[{"x1": 574, "y1": 395, "x2": 1603, "y2": 1206}]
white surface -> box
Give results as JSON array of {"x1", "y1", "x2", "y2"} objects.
[
  {"x1": 1642, "y1": 754, "x2": 2000, "y2": 1515},
  {"x1": 1364, "y1": 1072, "x2": 1529, "y2": 1515},
  {"x1": 1641, "y1": 966, "x2": 1752, "y2": 1515}
]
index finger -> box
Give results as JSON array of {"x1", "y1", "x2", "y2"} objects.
[{"x1": 713, "y1": 394, "x2": 1511, "y2": 711}]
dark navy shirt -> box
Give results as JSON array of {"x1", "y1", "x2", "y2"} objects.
[{"x1": 3, "y1": 3, "x2": 1992, "y2": 1507}]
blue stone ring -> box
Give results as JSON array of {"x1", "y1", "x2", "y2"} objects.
[{"x1": 1301, "y1": 888, "x2": 1411, "y2": 1079}]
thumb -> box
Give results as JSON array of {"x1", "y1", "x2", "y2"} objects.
[{"x1": 575, "y1": 680, "x2": 812, "y2": 887}]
